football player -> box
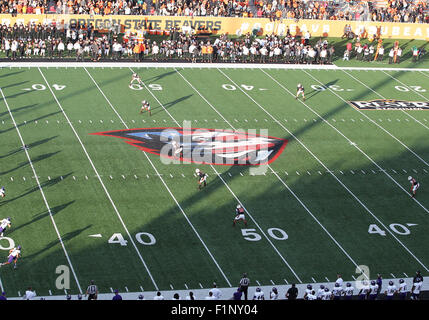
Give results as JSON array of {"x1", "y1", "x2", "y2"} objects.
[
  {"x1": 408, "y1": 176, "x2": 420, "y2": 198},
  {"x1": 129, "y1": 73, "x2": 141, "y2": 87},
  {"x1": 321, "y1": 287, "x2": 332, "y2": 300},
  {"x1": 0, "y1": 217, "x2": 11, "y2": 237},
  {"x1": 0, "y1": 186, "x2": 5, "y2": 198},
  {"x1": 303, "y1": 284, "x2": 312, "y2": 300},
  {"x1": 139, "y1": 100, "x2": 151, "y2": 116},
  {"x1": 358, "y1": 281, "x2": 370, "y2": 300},
  {"x1": 306, "y1": 290, "x2": 317, "y2": 300},
  {"x1": 195, "y1": 169, "x2": 207, "y2": 190},
  {"x1": 316, "y1": 285, "x2": 325, "y2": 300},
  {"x1": 343, "y1": 282, "x2": 354, "y2": 300},
  {"x1": 1, "y1": 245, "x2": 21, "y2": 269},
  {"x1": 385, "y1": 280, "x2": 397, "y2": 300},
  {"x1": 172, "y1": 140, "x2": 183, "y2": 160},
  {"x1": 368, "y1": 280, "x2": 379, "y2": 300},
  {"x1": 295, "y1": 83, "x2": 305, "y2": 101},
  {"x1": 398, "y1": 279, "x2": 408, "y2": 300},
  {"x1": 411, "y1": 280, "x2": 422, "y2": 300},
  {"x1": 233, "y1": 204, "x2": 247, "y2": 227},
  {"x1": 331, "y1": 283, "x2": 343, "y2": 300},
  {"x1": 252, "y1": 287, "x2": 264, "y2": 300}
]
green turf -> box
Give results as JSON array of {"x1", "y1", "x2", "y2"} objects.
[{"x1": 1, "y1": 65, "x2": 429, "y2": 297}]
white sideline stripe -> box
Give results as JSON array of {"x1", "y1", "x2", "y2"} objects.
[
  {"x1": 216, "y1": 68, "x2": 367, "y2": 277},
  {"x1": 260, "y1": 69, "x2": 429, "y2": 271},
  {"x1": 85, "y1": 66, "x2": 231, "y2": 287},
  {"x1": 341, "y1": 70, "x2": 429, "y2": 167},
  {"x1": 315, "y1": 70, "x2": 429, "y2": 214},
  {"x1": 37, "y1": 68, "x2": 159, "y2": 291},
  {"x1": 3, "y1": 61, "x2": 429, "y2": 72},
  {"x1": 176, "y1": 68, "x2": 303, "y2": 283},
  {"x1": 0, "y1": 88, "x2": 82, "y2": 294}
]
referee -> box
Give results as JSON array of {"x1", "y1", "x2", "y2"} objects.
[
  {"x1": 86, "y1": 280, "x2": 98, "y2": 300},
  {"x1": 239, "y1": 273, "x2": 250, "y2": 300}
]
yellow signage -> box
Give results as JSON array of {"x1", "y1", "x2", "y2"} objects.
[{"x1": 1, "y1": 14, "x2": 428, "y2": 40}]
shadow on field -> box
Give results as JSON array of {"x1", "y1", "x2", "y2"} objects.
[
  {"x1": 0, "y1": 103, "x2": 39, "y2": 120},
  {"x1": 0, "y1": 150, "x2": 61, "y2": 176},
  {"x1": 23, "y1": 224, "x2": 92, "y2": 261},
  {"x1": 0, "y1": 110, "x2": 62, "y2": 135},
  {"x1": 0, "y1": 172, "x2": 72, "y2": 207},
  {"x1": 0, "y1": 136, "x2": 58, "y2": 160},
  {"x1": 306, "y1": 79, "x2": 339, "y2": 99},
  {"x1": 9, "y1": 200, "x2": 76, "y2": 235},
  {"x1": 143, "y1": 70, "x2": 177, "y2": 83},
  {"x1": 151, "y1": 94, "x2": 193, "y2": 116},
  {"x1": 0, "y1": 81, "x2": 29, "y2": 90},
  {"x1": 0, "y1": 70, "x2": 25, "y2": 78}
]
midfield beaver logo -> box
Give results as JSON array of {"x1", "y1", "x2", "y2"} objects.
[
  {"x1": 91, "y1": 128, "x2": 288, "y2": 166},
  {"x1": 349, "y1": 99, "x2": 429, "y2": 110}
]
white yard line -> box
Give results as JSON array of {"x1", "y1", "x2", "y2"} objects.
[
  {"x1": 84, "y1": 66, "x2": 232, "y2": 287},
  {"x1": 36, "y1": 67, "x2": 159, "y2": 291},
  {"x1": 175, "y1": 67, "x2": 365, "y2": 278},
  {"x1": 218, "y1": 68, "x2": 429, "y2": 273},
  {"x1": 263, "y1": 69, "x2": 429, "y2": 216},
  {"x1": 0, "y1": 88, "x2": 82, "y2": 294}
]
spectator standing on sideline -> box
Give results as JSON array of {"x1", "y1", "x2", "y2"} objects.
[
  {"x1": 209, "y1": 282, "x2": 222, "y2": 300},
  {"x1": 335, "y1": 274, "x2": 343, "y2": 287},
  {"x1": 112, "y1": 289, "x2": 122, "y2": 300},
  {"x1": 138, "y1": 294, "x2": 144, "y2": 300},
  {"x1": 86, "y1": 280, "x2": 98, "y2": 300},
  {"x1": 239, "y1": 273, "x2": 250, "y2": 300},
  {"x1": 172, "y1": 293, "x2": 180, "y2": 300},
  {"x1": 23, "y1": 287, "x2": 36, "y2": 300},
  {"x1": 232, "y1": 288, "x2": 242, "y2": 300},
  {"x1": 286, "y1": 284, "x2": 298, "y2": 300},
  {"x1": 0, "y1": 292, "x2": 6, "y2": 300}
]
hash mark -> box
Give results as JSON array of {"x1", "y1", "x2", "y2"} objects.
[
  {"x1": 109, "y1": 175, "x2": 113, "y2": 179},
  {"x1": 424, "y1": 169, "x2": 428, "y2": 173},
  {"x1": 48, "y1": 176, "x2": 51, "y2": 180},
  {"x1": 181, "y1": 174, "x2": 185, "y2": 178},
  {"x1": 140, "y1": 286, "x2": 144, "y2": 292},
  {"x1": 85, "y1": 176, "x2": 88, "y2": 180},
  {"x1": 125, "y1": 287, "x2": 129, "y2": 292},
  {"x1": 285, "y1": 171, "x2": 288, "y2": 175},
  {"x1": 256, "y1": 280, "x2": 261, "y2": 286},
  {"x1": 412, "y1": 169, "x2": 418, "y2": 173},
  {"x1": 332, "y1": 119, "x2": 336, "y2": 122},
  {"x1": 350, "y1": 170, "x2": 355, "y2": 174},
  {"x1": 390, "y1": 273, "x2": 395, "y2": 278},
  {"x1": 325, "y1": 277, "x2": 330, "y2": 282},
  {"x1": 361, "y1": 170, "x2": 366, "y2": 174},
  {"x1": 134, "y1": 175, "x2": 138, "y2": 179},
  {"x1": 351, "y1": 275, "x2": 356, "y2": 280},
  {"x1": 199, "y1": 283, "x2": 203, "y2": 289},
  {"x1": 184, "y1": 284, "x2": 188, "y2": 289},
  {"x1": 296, "y1": 171, "x2": 300, "y2": 175},
  {"x1": 307, "y1": 171, "x2": 311, "y2": 175},
  {"x1": 339, "y1": 171, "x2": 343, "y2": 174},
  {"x1": 121, "y1": 175, "x2": 126, "y2": 179},
  {"x1": 311, "y1": 277, "x2": 316, "y2": 283},
  {"x1": 110, "y1": 288, "x2": 113, "y2": 293},
  {"x1": 72, "y1": 176, "x2": 76, "y2": 180},
  {"x1": 170, "y1": 284, "x2": 174, "y2": 290},
  {"x1": 228, "y1": 173, "x2": 232, "y2": 177},
  {"x1": 284, "y1": 279, "x2": 288, "y2": 284},
  {"x1": 402, "y1": 169, "x2": 407, "y2": 173},
  {"x1": 392, "y1": 169, "x2": 397, "y2": 174},
  {"x1": 403, "y1": 273, "x2": 408, "y2": 277},
  {"x1": 270, "y1": 280, "x2": 275, "y2": 285}
]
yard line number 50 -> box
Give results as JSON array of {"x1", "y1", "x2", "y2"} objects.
[{"x1": 241, "y1": 228, "x2": 288, "y2": 241}]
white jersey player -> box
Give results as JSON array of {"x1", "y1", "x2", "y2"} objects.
[
  {"x1": 304, "y1": 285, "x2": 312, "y2": 300},
  {"x1": 408, "y1": 176, "x2": 420, "y2": 198},
  {"x1": 332, "y1": 283, "x2": 343, "y2": 300},
  {"x1": 129, "y1": 73, "x2": 141, "y2": 87},
  {"x1": 0, "y1": 186, "x2": 5, "y2": 198},
  {"x1": 316, "y1": 285, "x2": 325, "y2": 300},
  {"x1": 343, "y1": 282, "x2": 354, "y2": 300},
  {"x1": 385, "y1": 281, "x2": 397, "y2": 300},
  {"x1": 398, "y1": 279, "x2": 408, "y2": 300},
  {"x1": 253, "y1": 287, "x2": 264, "y2": 300},
  {"x1": 411, "y1": 280, "x2": 423, "y2": 300},
  {"x1": 321, "y1": 287, "x2": 332, "y2": 300},
  {"x1": 233, "y1": 204, "x2": 247, "y2": 227},
  {"x1": 139, "y1": 100, "x2": 151, "y2": 116},
  {"x1": 296, "y1": 83, "x2": 305, "y2": 101},
  {"x1": 306, "y1": 290, "x2": 317, "y2": 300},
  {"x1": 0, "y1": 217, "x2": 11, "y2": 237},
  {"x1": 171, "y1": 140, "x2": 183, "y2": 159}
]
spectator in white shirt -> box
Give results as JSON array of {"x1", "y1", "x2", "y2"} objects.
[
  {"x1": 205, "y1": 291, "x2": 217, "y2": 300},
  {"x1": 209, "y1": 283, "x2": 221, "y2": 300},
  {"x1": 23, "y1": 287, "x2": 37, "y2": 300}
]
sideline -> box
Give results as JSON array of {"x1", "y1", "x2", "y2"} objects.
[{"x1": 1, "y1": 61, "x2": 429, "y2": 71}]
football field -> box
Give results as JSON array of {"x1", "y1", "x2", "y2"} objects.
[{"x1": 1, "y1": 63, "x2": 429, "y2": 298}]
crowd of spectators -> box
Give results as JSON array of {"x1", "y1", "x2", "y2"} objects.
[
  {"x1": 0, "y1": 21, "x2": 338, "y2": 64},
  {"x1": 0, "y1": 1, "x2": 428, "y2": 23}
]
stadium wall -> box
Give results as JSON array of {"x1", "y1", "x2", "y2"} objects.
[{"x1": 1, "y1": 14, "x2": 429, "y2": 40}]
